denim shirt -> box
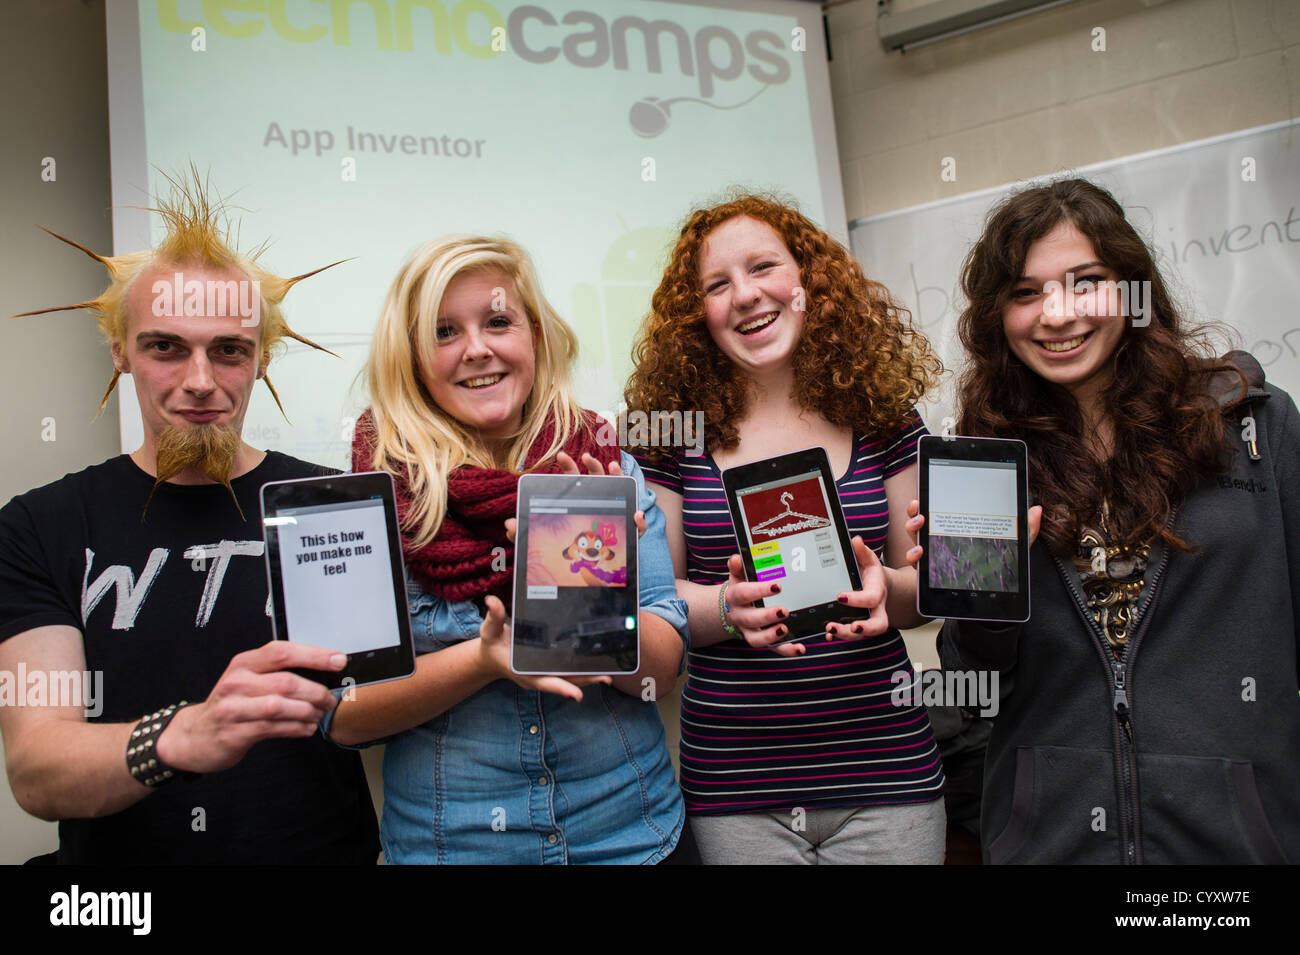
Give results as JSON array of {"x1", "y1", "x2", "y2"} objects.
[{"x1": 326, "y1": 453, "x2": 689, "y2": 864}]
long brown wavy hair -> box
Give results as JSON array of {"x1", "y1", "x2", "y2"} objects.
[
  {"x1": 956, "y1": 178, "x2": 1243, "y2": 556},
  {"x1": 624, "y1": 192, "x2": 941, "y2": 456}
]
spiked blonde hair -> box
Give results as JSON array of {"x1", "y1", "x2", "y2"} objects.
[{"x1": 14, "y1": 169, "x2": 339, "y2": 417}]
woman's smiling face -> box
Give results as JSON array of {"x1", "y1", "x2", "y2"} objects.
[
  {"x1": 1002, "y1": 220, "x2": 1127, "y2": 404},
  {"x1": 698, "y1": 215, "x2": 805, "y2": 377},
  {"x1": 420, "y1": 269, "x2": 536, "y2": 443}
]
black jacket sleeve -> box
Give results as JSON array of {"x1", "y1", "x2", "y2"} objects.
[{"x1": 939, "y1": 617, "x2": 1022, "y2": 673}]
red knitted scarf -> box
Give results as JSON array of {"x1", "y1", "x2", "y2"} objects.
[{"x1": 352, "y1": 407, "x2": 619, "y2": 606}]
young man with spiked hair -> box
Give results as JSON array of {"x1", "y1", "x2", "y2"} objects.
[{"x1": 0, "y1": 176, "x2": 379, "y2": 863}]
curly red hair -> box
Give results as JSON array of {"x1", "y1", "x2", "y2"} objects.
[{"x1": 624, "y1": 192, "x2": 941, "y2": 455}]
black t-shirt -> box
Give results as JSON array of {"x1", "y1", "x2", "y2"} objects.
[{"x1": 0, "y1": 451, "x2": 379, "y2": 864}]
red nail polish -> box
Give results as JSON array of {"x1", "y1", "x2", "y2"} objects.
[
  {"x1": 836, "y1": 595, "x2": 848, "y2": 603},
  {"x1": 776, "y1": 626, "x2": 787, "y2": 636},
  {"x1": 776, "y1": 609, "x2": 787, "y2": 619},
  {"x1": 770, "y1": 584, "x2": 780, "y2": 594}
]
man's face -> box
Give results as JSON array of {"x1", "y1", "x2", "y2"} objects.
[{"x1": 117, "y1": 262, "x2": 264, "y2": 459}]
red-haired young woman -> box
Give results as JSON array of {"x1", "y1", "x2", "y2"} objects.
[{"x1": 626, "y1": 194, "x2": 947, "y2": 863}]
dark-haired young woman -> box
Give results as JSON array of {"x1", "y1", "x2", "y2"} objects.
[
  {"x1": 626, "y1": 195, "x2": 949, "y2": 863},
  {"x1": 928, "y1": 178, "x2": 1299, "y2": 864}
]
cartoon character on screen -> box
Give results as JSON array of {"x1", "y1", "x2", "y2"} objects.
[
  {"x1": 562, "y1": 520, "x2": 627, "y2": 586},
  {"x1": 12, "y1": 169, "x2": 339, "y2": 518}
]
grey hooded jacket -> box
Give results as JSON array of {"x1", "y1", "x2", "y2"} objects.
[{"x1": 941, "y1": 352, "x2": 1299, "y2": 864}]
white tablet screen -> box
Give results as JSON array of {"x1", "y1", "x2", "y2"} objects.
[{"x1": 273, "y1": 499, "x2": 402, "y2": 655}]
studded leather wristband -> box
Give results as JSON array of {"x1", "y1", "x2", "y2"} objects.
[{"x1": 126, "y1": 701, "x2": 199, "y2": 787}]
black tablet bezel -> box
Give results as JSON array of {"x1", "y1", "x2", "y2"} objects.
[
  {"x1": 721, "y1": 447, "x2": 865, "y2": 643},
  {"x1": 261, "y1": 471, "x2": 416, "y2": 690},
  {"x1": 917, "y1": 434, "x2": 1030, "y2": 623},
  {"x1": 511, "y1": 473, "x2": 640, "y2": 675}
]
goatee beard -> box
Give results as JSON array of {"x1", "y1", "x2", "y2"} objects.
[{"x1": 142, "y1": 424, "x2": 245, "y2": 521}]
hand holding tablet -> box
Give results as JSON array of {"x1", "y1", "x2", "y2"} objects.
[
  {"x1": 720, "y1": 553, "x2": 802, "y2": 655},
  {"x1": 478, "y1": 594, "x2": 611, "y2": 700},
  {"x1": 824, "y1": 535, "x2": 892, "y2": 641},
  {"x1": 511, "y1": 472, "x2": 640, "y2": 675},
  {"x1": 501, "y1": 451, "x2": 645, "y2": 684},
  {"x1": 915, "y1": 435, "x2": 1032, "y2": 623},
  {"x1": 721, "y1": 447, "x2": 867, "y2": 644},
  {"x1": 261, "y1": 472, "x2": 416, "y2": 690},
  {"x1": 721, "y1": 532, "x2": 888, "y2": 654}
]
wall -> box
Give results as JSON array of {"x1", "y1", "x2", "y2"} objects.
[
  {"x1": 0, "y1": 0, "x2": 119, "y2": 865},
  {"x1": 826, "y1": 0, "x2": 1299, "y2": 222}
]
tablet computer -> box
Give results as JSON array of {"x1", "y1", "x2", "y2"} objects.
[
  {"x1": 917, "y1": 435, "x2": 1030, "y2": 622},
  {"x1": 721, "y1": 447, "x2": 863, "y2": 643},
  {"x1": 511, "y1": 474, "x2": 639, "y2": 675},
  {"x1": 261, "y1": 472, "x2": 416, "y2": 690}
]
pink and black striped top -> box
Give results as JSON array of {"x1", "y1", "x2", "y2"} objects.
[{"x1": 633, "y1": 415, "x2": 945, "y2": 815}]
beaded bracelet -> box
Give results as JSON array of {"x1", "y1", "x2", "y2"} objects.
[
  {"x1": 126, "y1": 701, "x2": 198, "y2": 787},
  {"x1": 718, "y1": 582, "x2": 744, "y2": 641}
]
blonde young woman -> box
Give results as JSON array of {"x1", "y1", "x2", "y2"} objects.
[{"x1": 324, "y1": 236, "x2": 694, "y2": 864}]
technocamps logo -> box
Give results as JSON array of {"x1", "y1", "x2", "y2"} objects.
[{"x1": 156, "y1": 1, "x2": 794, "y2": 137}]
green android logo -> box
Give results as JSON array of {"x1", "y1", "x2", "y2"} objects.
[{"x1": 571, "y1": 219, "x2": 675, "y2": 410}]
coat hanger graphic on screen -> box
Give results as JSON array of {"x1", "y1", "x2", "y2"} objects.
[
  {"x1": 752, "y1": 491, "x2": 830, "y2": 537},
  {"x1": 628, "y1": 84, "x2": 770, "y2": 138}
]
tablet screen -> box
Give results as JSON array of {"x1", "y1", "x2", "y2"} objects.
[
  {"x1": 512, "y1": 475, "x2": 639, "y2": 674},
  {"x1": 270, "y1": 497, "x2": 403, "y2": 655},
  {"x1": 525, "y1": 510, "x2": 629, "y2": 596},
  {"x1": 734, "y1": 471, "x2": 853, "y2": 612},
  {"x1": 917, "y1": 435, "x2": 1029, "y2": 622},
  {"x1": 926, "y1": 459, "x2": 1021, "y2": 593}
]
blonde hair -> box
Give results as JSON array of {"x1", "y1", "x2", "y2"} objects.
[
  {"x1": 14, "y1": 169, "x2": 337, "y2": 416},
  {"x1": 361, "y1": 235, "x2": 586, "y2": 548}
]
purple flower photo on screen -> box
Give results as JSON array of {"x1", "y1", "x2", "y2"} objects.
[{"x1": 929, "y1": 535, "x2": 1018, "y2": 591}]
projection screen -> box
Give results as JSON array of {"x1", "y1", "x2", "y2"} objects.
[{"x1": 106, "y1": 0, "x2": 845, "y2": 467}]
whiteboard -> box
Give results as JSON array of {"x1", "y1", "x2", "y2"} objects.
[{"x1": 850, "y1": 119, "x2": 1300, "y2": 427}]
